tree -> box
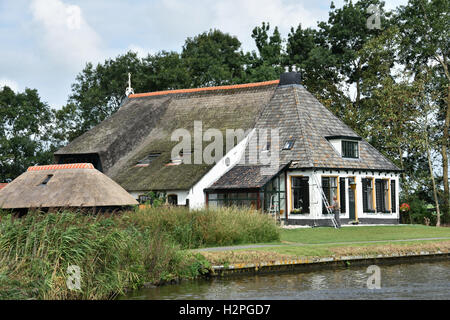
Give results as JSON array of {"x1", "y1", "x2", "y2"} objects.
[
  {"x1": 318, "y1": 0, "x2": 391, "y2": 108},
  {"x1": 181, "y1": 29, "x2": 246, "y2": 87},
  {"x1": 66, "y1": 52, "x2": 148, "y2": 139},
  {"x1": 0, "y1": 86, "x2": 55, "y2": 180},
  {"x1": 285, "y1": 23, "x2": 344, "y2": 115},
  {"x1": 245, "y1": 22, "x2": 285, "y2": 82},
  {"x1": 396, "y1": 0, "x2": 450, "y2": 217}
]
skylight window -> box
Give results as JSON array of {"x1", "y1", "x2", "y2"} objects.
[
  {"x1": 166, "y1": 150, "x2": 191, "y2": 166},
  {"x1": 40, "y1": 175, "x2": 53, "y2": 186},
  {"x1": 283, "y1": 140, "x2": 295, "y2": 150},
  {"x1": 135, "y1": 153, "x2": 161, "y2": 167}
]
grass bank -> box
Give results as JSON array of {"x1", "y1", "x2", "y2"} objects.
[
  {"x1": 280, "y1": 225, "x2": 450, "y2": 244},
  {"x1": 0, "y1": 207, "x2": 279, "y2": 300},
  {"x1": 199, "y1": 225, "x2": 450, "y2": 266}
]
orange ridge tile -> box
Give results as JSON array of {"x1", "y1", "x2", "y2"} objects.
[
  {"x1": 129, "y1": 80, "x2": 280, "y2": 98},
  {"x1": 27, "y1": 163, "x2": 95, "y2": 171}
]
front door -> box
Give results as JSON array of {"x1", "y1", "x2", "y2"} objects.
[{"x1": 348, "y1": 178, "x2": 356, "y2": 220}]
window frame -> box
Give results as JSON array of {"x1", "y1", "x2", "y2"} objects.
[
  {"x1": 321, "y1": 176, "x2": 339, "y2": 214},
  {"x1": 341, "y1": 140, "x2": 359, "y2": 159},
  {"x1": 362, "y1": 177, "x2": 376, "y2": 213},
  {"x1": 290, "y1": 176, "x2": 310, "y2": 214}
]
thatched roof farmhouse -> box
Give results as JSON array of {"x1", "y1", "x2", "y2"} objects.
[{"x1": 53, "y1": 72, "x2": 401, "y2": 226}]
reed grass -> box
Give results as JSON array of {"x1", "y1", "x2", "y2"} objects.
[
  {"x1": 0, "y1": 206, "x2": 278, "y2": 299},
  {"x1": 124, "y1": 206, "x2": 280, "y2": 249},
  {"x1": 0, "y1": 210, "x2": 206, "y2": 300}
]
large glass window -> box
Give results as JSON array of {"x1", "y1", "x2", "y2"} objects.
[
  {"x1": 264, "y1": 174, "x2": 286, "y2": 215},
  {"x1": 291, "y1": 177, "x2": 310, "y2": 214},
  {"x1": 375, "y1": 179, "x2": 391, "y2": 213},
  {"x1": 342, "y1": 141, "x2": 359, "y2": 158},
  {"x1": 322, "y1": 177, "x2": 338, "y2": 214},
  {"x1": 363, "y1": 178, "x2": 375, "y2": 213},
  {"x1": 208, "y1": 192, "x2": 258, "y2": 209}
]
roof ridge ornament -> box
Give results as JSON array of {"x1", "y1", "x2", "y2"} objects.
[{"x1": 125, "y1": 72, "x2": 134, "y2": 96}]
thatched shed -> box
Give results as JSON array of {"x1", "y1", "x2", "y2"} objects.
[{"x1": 0, "y1": 163, "x2": 138, "y2": 211}]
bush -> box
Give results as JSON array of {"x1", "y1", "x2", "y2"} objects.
[
  {"x1": 125, "y1": 206, "x2": 280, "y2": 249},
  {"x1": 400, "y1": 198, "x2": 437, "y2": 226}
]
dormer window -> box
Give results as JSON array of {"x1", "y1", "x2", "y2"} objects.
[
  {"x1": 326, "y1": 136, "x2": 361, "y2": 159},
  {"x1": 342, "y1": 140, "x2": 359, "y2": 159}
]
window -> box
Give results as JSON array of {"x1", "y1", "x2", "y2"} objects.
[
  {"x1": 283, "y1": 140, "x2": 295, "y2": 150},
  {"x1": 168, "y1": 194, "x2": 178, "y2": 206},
  {"x1": 40, "y1": 174, "x2": 53, "y2": 185},
  {"x1": 375, "y1": 179, "x2": 390, "y2": 213},
  {"x1": 138, "y1": 195, "x2": 150, "y2": 204},
  {"x1": 208, "y1": 192, "x2": 258, "y2": 209},
  {"x1": 322, "y1": 177, "x2": 338, "y2": 214},
  {"x1": 362, "y1": 178, "x2": 375, "y2": 213},
  {"x1": 291, "y1": 177, "x2": 309, "y2": 214},
  {"x1": 264, "y1": 174, "x2": 286, "y2": 214},
  {"x1": 136, "y1": 153, "x2": 160, "y2": 167},
  {"x1": 342, "y1": 140, "x2": 359, "y2": 158},
  {"x1": 391, "y1": 180, "x2": 396, "y2": 213},
  {"x1": 167, "y1": 150, "x2": 191, "y2": 166},
  {"x1": 339, "y1": 178, "x2": 346, "y2": 213}
]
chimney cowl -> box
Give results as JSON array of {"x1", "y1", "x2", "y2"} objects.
[{"x1": 279, "y1": 72, "x2": 301, "y2": 86}]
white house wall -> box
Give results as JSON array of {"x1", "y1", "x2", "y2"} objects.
[
  {"x1": 188, "y1": 129, "x2": 256, "y2": 209},
  {"x1": 286, "y1": 169, "x2": 400, "y2": 221},
  {"x1": 130, "y1": 190, "x2": 189, "y2": 205}
]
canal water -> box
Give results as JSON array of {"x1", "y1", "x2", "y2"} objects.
[{"x1": 124, "y1": 260, "x2": 450, "y2": 300}]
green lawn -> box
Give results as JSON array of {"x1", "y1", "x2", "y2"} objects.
[{"x1": 280, "y1": 225, "x2": 450, "y2": 245}]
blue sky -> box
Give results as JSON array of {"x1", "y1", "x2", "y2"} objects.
[{"x1": 0, "y1": 0, "x2": 407, "y2": 109}]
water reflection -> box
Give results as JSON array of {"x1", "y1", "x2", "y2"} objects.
[{"x1": 123, "y1": 261, "x2": 450, "y2": 300}]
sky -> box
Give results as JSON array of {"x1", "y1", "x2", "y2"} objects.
[{"x1": 0, "y1": 0, "x2": 408, "y2": 109}]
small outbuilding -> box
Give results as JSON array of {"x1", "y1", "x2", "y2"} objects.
[{"x1": 0, "y1": 163, "x2": 138, "y2": 213}]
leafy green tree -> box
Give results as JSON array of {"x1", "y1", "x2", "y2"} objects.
[
  {"x1": 0, "y1": 86, "x2": 55, "y2": 180},
  {"x1": 143, "y1": 51, "x2": 190, "y2": 90},
  {"x1": 66, "y1": 52, "x2": 147, "y2": 140},
  {"x1": 396, "y1": 0, "x2": 450, "y2": 218},
  {"x1": 245, "y1": 22, "x2": 285, "y2": 82},
  {"x1": 285, "y1": 24, "x2": 344, "y2": 115},
  {"x1": 181, "y1": 29, "x2": 246, "y2": 87},
  {"x1": 318, "y1": 0, "x2": 391, "y2": 107}
]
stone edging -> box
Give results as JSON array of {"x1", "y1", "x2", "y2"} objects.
[{"x1": 209, "y1": 250, "x2": 450, "y2": 276}]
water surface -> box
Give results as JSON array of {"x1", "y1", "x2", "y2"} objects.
[{"x1": 124, "y1": 260, "x2": 450, "y2": 300}]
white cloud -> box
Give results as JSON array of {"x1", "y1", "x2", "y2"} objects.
[
  {"x1": 0, "y1": 78, "x2": 20, "y2": 92},
  {"x1": 126, "y1": 45, "x2": 154, "y2": 58},
  {"x1": 30, "y1": 0, "x2": 103, "y2": 71},
  {"x1": 213, "y1": 0, "x2": 322, "y2": 51}
]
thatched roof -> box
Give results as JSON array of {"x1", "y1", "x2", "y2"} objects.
[
  {"x1": 244, "y1": 84, "x2": 401, "y2": 172},
  {"x1": 55, "y1": 76, "x2": 400, "y2": 193},
  {"x1": 0, "y1": 164, "x2": 138, "y2": 209},
  {"x1": 56, "y1": 81, "x2": 279, "y2": 191}
]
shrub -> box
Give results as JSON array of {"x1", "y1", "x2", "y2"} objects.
[
  {"x1": 125, "y1": 206, "x2": 280, "y2": 249},
  {"x1": 400, "y1": 198, "x2": 437, "y2": 226}
]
